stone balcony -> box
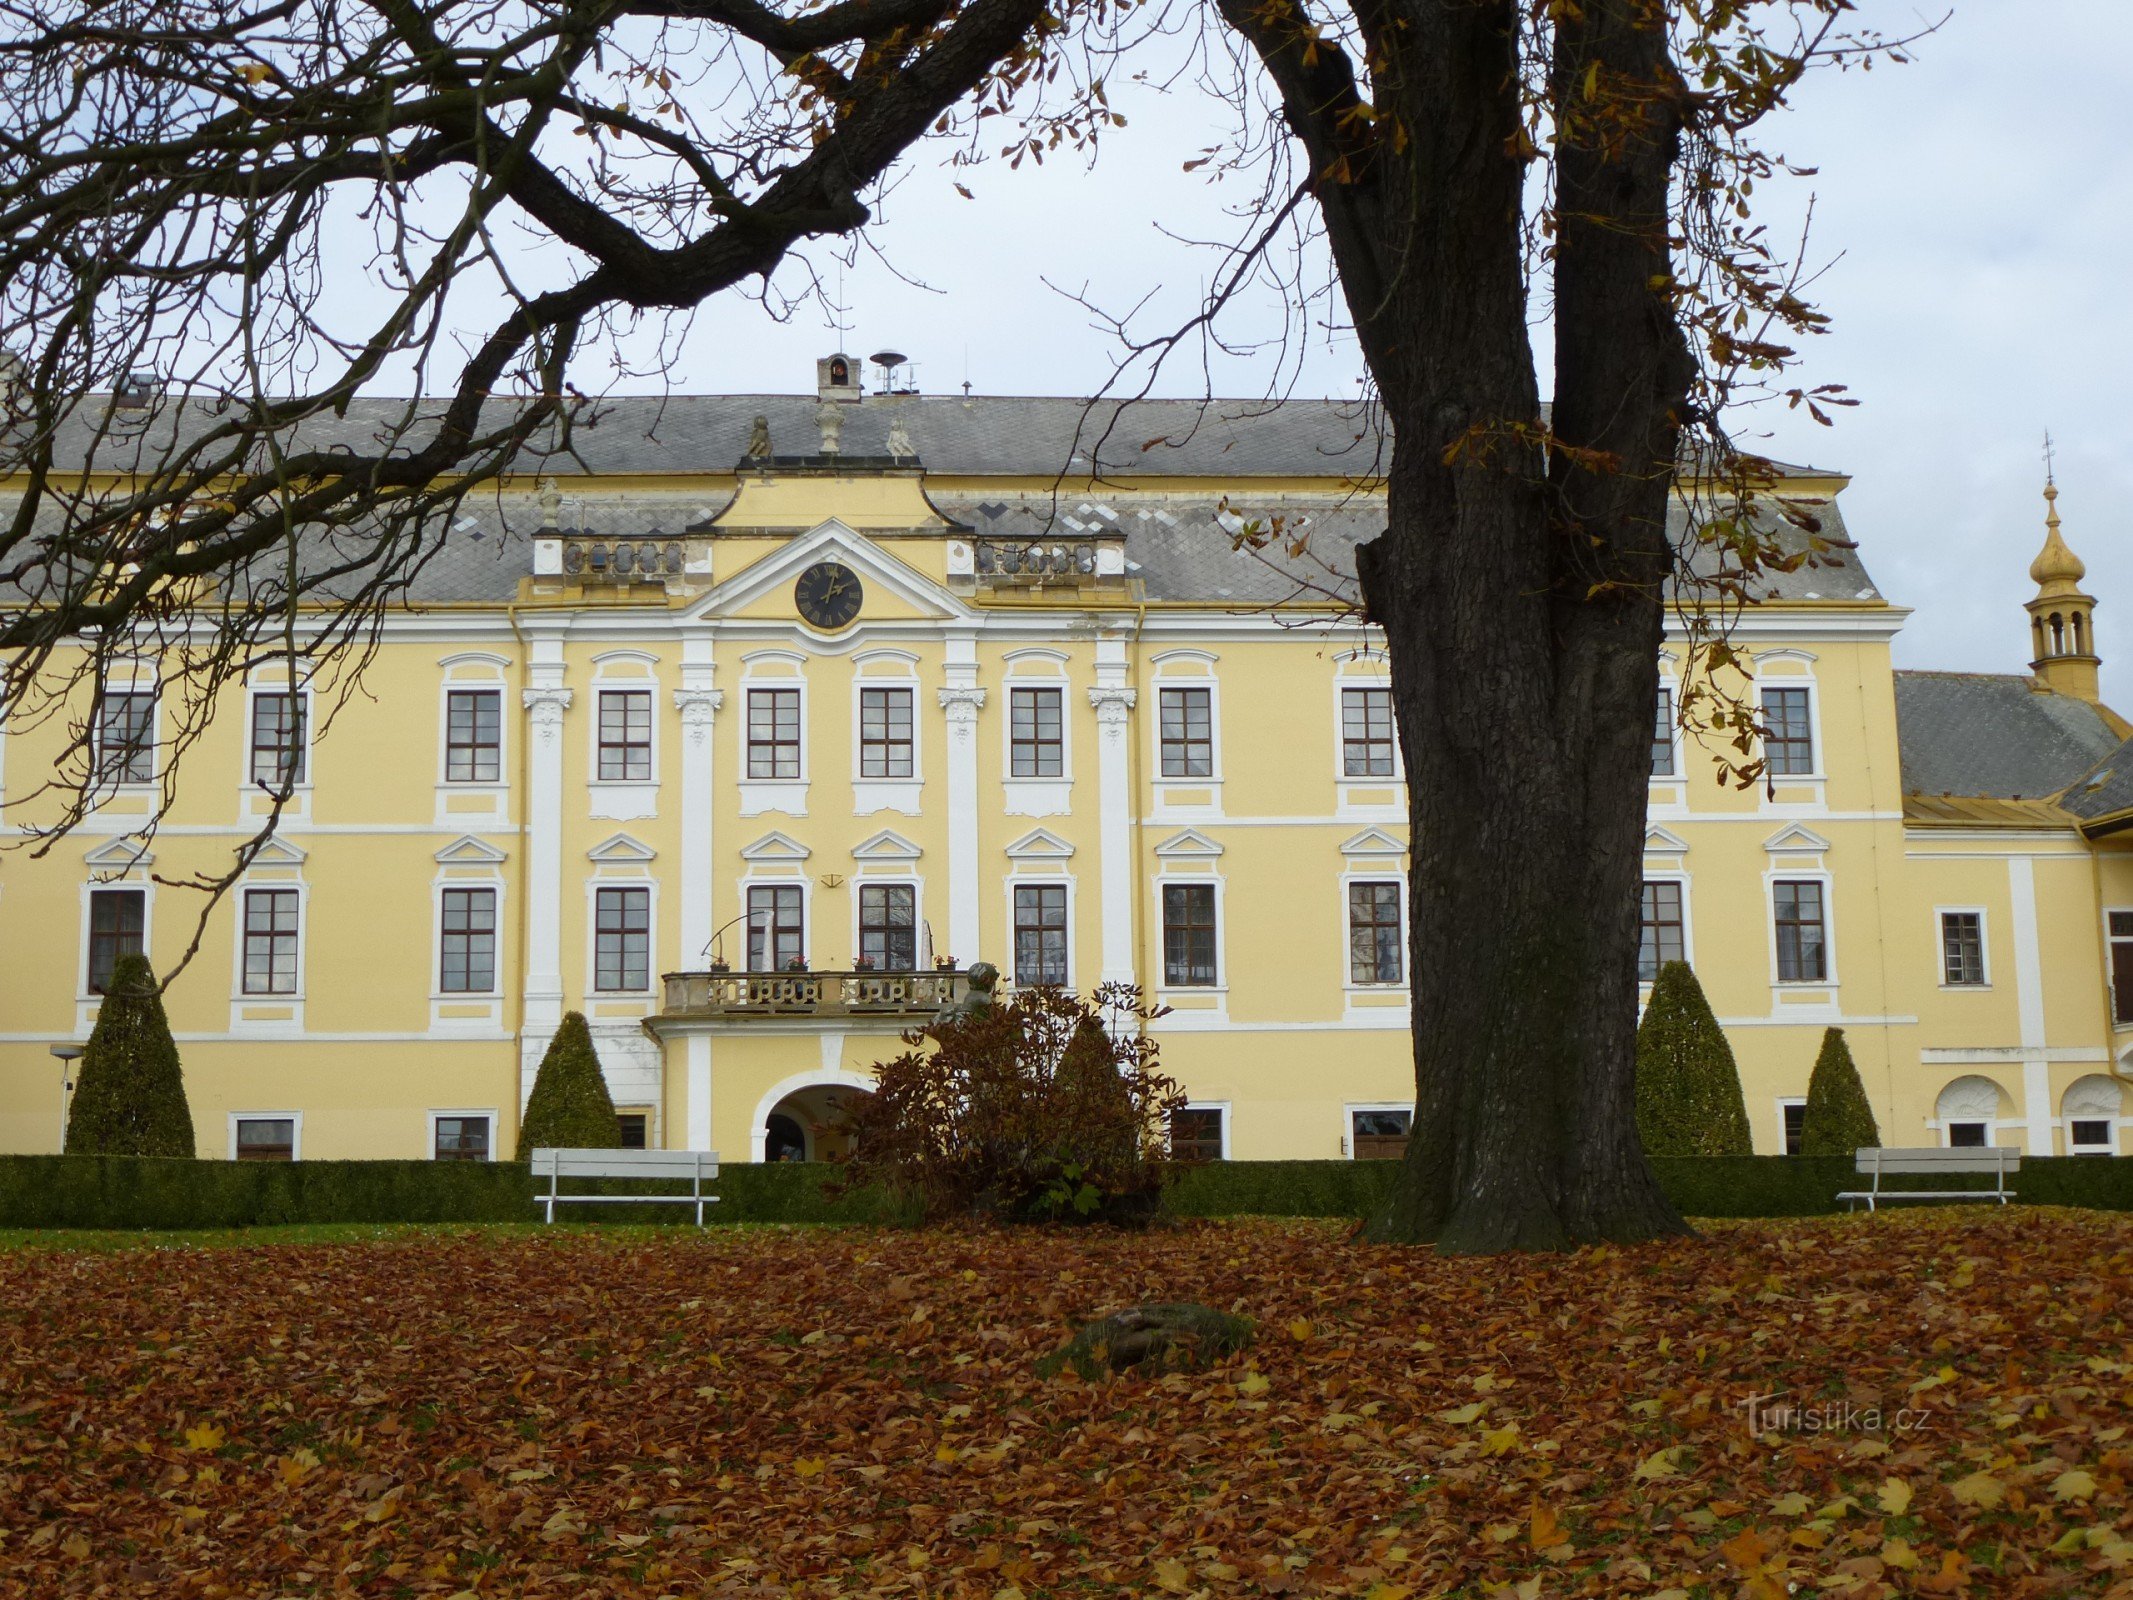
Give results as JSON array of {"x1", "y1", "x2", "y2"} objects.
[{"x1": 659, "y1": 968, "x2": 972, "y2": 1022}]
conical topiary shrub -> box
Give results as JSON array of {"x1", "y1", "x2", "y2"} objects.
[
  {"x1": 1634, "y1": 960, "x2": 1753, "y2": 1157},
  {"x1": 1800, "y1": 1026, "x2": 1880, "y2": 1156},
  {"x1": 65, "y1": 953, "x2": 196, "y2": 1157},
  {"x1": 515, "y1": 1011, "x2": 621, "y2": 1158}
]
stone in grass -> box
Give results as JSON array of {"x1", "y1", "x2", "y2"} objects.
[{"x1": 1037, "y1": 1303, "x2": 1256, "y2": 1381}]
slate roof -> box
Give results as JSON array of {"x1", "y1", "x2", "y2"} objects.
[
  {"x1": 2061, "y1": 738, "x2": 2133, "y2": 824},
  {"x1": 1893, "y1": 671, "x2": 2127, "y2": 805}
]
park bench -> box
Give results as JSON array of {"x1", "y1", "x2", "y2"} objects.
[
  {"x1": 530, "y1": 1147, "x2": 720, "y2": 1226},
  {"x1": 1836, "y1": 1146, "x2": 2018, "y2": 1212}
]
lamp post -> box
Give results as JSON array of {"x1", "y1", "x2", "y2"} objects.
[{"x1": 48, "y1": 1044, "x2": 82, "y2": 1151}]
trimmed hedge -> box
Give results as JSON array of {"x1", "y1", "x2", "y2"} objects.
[{"x1": 6, "y1": 1152, "x2": 2133, "y2": 1231}]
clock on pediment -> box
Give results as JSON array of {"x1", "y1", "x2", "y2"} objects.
[{"x1": 794, "y1": 561, "x2": 862, "y2": 630}]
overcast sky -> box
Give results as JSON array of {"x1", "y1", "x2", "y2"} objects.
[{"x1": 621, "y1": 1, "x2": 2129, "y2": 706}]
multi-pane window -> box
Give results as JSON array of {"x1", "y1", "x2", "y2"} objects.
[
  {"x1": 595, "y1": 886, "x2": 651, "y2": 992},
  {"x1": 248, "y1": 692, "x2": 307, "y2": 788},
  {"x1": 1763, "y1": 687, "x2": 1816, "y2": 776},
  {"x1": 95, "y1": 691, "x2": 156, "y2": 784},
  {"x1": 87, "y1": 888, "x2": 146, "y2": 994},
  {"x1": 1012, "y1": 884, "x2": 1069, "y2": 986},
  {"x1": 616, "y1": 1112, "x2": 650, "y2": 1150},
  {"x1": 1351, "y1": 1109, "x2": 1411, "y2": 1160},
  {"x1": 445, "y1": 689, "x2": 502, "y2": 783},
  {"x1": 240, "y1": 887, "x2": 300, "y2": 996},
  {"x1": 1639, "y1": 881, "x2": 1686, "y2": 982},
  {"x1": 439, "y1": 888, "x2": 498, "y2": 994},
  {"x1": 1340, "y1": 686, "x2": 1396, "y2": 777},
  {"x1": 1651, "y1": 687, "x2": 1677, "y2": 777},
  {"x1": 2110, "y1": 911, "x2": 2133, "y2": 1025},
  {"x1": 433, "y1": 1115, "x2": 491, "y2": 1161},
  {"x1": 1781, "y1": 1101, "x2": 1806, "y2": 1157},
  {"x1": 597, "y1": 689, "x2": 653, "y2": 781},
  {"x1": 1773, "y1": 880, "x2": 1828, "y2": 983},
  {"x1": 858, "y1": 883, "x2": 917, "y2": 970},
  {"x1": 1169, "y1": 1106, "x2": 1226, "y2": 1161},
  {"x1": 1347, "y1": 880, "x2": 1403, "y2": 985},
  {"x1": 2071, "y1": 1118, "x2": 2116, "y2": 1155},
  {"x1": 746, "y1": 884, "x2": 804, "y2": 971},
  {"x1": 1946, "y1": 1120, "x2": 1989, "y2": 1149},
  {"x1": 1161, "y1": 883, "x2": 1218, "y2": 987},
  {"x1": 859, "y1": 687, "x2": 914, "y2": 779},
  {"x1": 1940, "y1": 911, "x2": 1986, "y2": 987},
  {"x1": 1009, "y1": 687, "x2": 1063, "y2": 777},
  {"x1": 235, "y1": 1117, "x2": 296, "y2": 1161},
  {"x1": 747, "y1": 688, "x2": 802, "y2": 780},
  {"x1": 1159, "y1": 687, "x2": 1214, "y2": 778}
]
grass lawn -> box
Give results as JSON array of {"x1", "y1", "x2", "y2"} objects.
[{"x1": 0, "y1": 1210, "x2": 2128, "y2": 1598}]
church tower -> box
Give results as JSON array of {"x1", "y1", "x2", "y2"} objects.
[{"x1": 2027, "y1": 475, "x2": 2101, "y2": 701}]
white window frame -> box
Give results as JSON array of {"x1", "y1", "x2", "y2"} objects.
[
  {"x1": 1941, "y1": 1117, "x2": 1995, "y2": 1150},
  {"x1": 1650, "y1": 678, "x2": 1681, "y2": 781},
  {"x1": 1170, "y1": 1100, "x2": 1232, "y2": 1160},
  {"x1": 228, "y1": 1110, "x2": 303, "y2": 1162},
  {"x1": 79, "y1": 875, "x2": 154, "y2": 1000},
  {"x1": 1753, "y1": 655, "x2": 1826, "y2": 785},
  {"x1": 1934, "y1": 905, "x2": 1992, "y2": 989},
  {"x1": 1638, "y1": 872, "x2": 1694, "y2": 984},
  {"x1": 586, "y1": 877, "x2": 659, "y2": 997},
  {"x1": 738, "y1": 652, "x2": 810, "y2": 816},
  {"x1": 1149, "y1": 651, "x2": 1222, "y2": 819},
  {"x1": 1155, "y1": 873, "x2": 1226, "y2": 995},
  {"x1": 1001, "y1": 650, "x2": 1074, "y2": 818},
  {"x1": 434, "y1": 880, "x2": 506, "y2": 1000},
  {"x1": 92, "y1": 677, "x2": 159, "y2": 790},
  {"x1": 1332, "y1": 678, "x2": 1402, "y2": 782},
  {"x1": 1775, "y1": 1096, "x2": 1806, "y2": 1157},
  {"x1": 1931, "y1": 1074, "x2": 2004, "y2": 1150},
  {"x1": 435, "y1": 654, "x2": 512, "y2": 789},
  {"x1": 1003, "y1": 875, "x2": 1077, "y2": 989},
  {"x1": 851, "y1": 651, "x2": 924, "y2": 815},
  {"x1": 233, "y1": 880, "x2": 308, "y2": 1002},
  {"x1": 427, "y1": 1108, "x2": 499, "y2": 1162},
  {"x1": 1342, "y1": 1101, "x2": 1413, "y2": 1160},
  {"x1": 1340, "y1": 868, "x2": 1408, "y2": 992},
  {"x1": 1765, "y1": 869, "x2": 1836, "y2": 988},
  {"x1": 242, "y1": 681, "x2": 313, "y2": 794}
]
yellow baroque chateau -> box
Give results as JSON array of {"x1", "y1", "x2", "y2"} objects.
[{"x1": 4, "y1": 362, "x2": 2133, "y2": 1167}]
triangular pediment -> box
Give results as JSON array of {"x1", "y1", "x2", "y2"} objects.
[
  {"x1": 81, "y1": 836, "x2": 152, "y2": 871},
  {"x1": 1643, "y1": 825, "x2": 1691, "y2": 857},
  {"x1": 1763, "y1": 823, "x2": 1832, "y2": 854},
  {"x1": 587, "y1": 832, "x2": 657, "y2": 863},
  {"x1": 739, "y1": 829, "x2": 812, "y2": 862},
  {"x1": 1153, "y1": 828, "x2": 1224, "y2": 859},
  {"x1": 1338, "y1": 826, "x2": 1406, "y2": 858},
  {"x1": 241, "y1": 835, "x2": 309, "y2": 866},
  {"x1": 1004, "y1": 827, "x2": 1075, "y2": 860},
  {"x1": 853, "y1": 828, "x2": 922, "y2": 861},
  {"x1": 434, "y1": 835, "x2": 508, "y2": 865},
  {"x1": 689, "y1": 520, "x2": 968, "y2": 626}
]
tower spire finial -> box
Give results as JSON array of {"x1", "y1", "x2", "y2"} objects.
[
  {"x1": 2044, "y1": 429, "x2": 2056, "y2": 488},
  {"x1": 2024, "y1": 455, "x2": 2100, "y2": 700}
]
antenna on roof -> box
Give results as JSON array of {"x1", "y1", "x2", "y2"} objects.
[{"x1": 870, "y1": 350, "x2": 907, "y2": 394}]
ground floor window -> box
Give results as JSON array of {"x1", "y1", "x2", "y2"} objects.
[
  {"x1": 235, "y1": 1117, "x2": 296, "y2": 1161},
  {"x1": 1350, "y1": 1108, "x2": 1411, "y2": 1160},
  {"x1": 1779, "y1": 1099, "x2": 1806, "y2": 1157},
  {"x1": 2070, "y1": 1118, "x2": 2115, "y2": 1154},
  {"x1": 433, "y1": 1115, "x2": 491, "y2": 1161},
  {"x1": 2063, "y1": 1074, "x2": 2124, "y2": 1156},
  {"x1": 1169, "y1": 1106, "x2": 1226, "y2": 1161},
  {"x1": 616, "y1": 1111, "x2": 649, "y2": 1150},
  {"x1": 1946, "y1": 1121, "x2": 1989, "y2": 1149}
]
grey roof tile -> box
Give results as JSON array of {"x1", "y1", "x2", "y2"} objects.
[{"x1": 1893, "y1": 671, "x2": 2126, "y2": 801}]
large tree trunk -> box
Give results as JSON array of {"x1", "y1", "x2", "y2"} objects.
[{"x1": 1223, "y1": 0, "x2": 1695, "y2": 1248}]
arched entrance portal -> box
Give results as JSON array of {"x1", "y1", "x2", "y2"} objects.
[{"x1": 760, "y1": 1081, "x2": 872, "y2": 1162}]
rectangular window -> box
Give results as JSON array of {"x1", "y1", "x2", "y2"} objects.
[
  {"x1": 1946, "y1": 1120, "x2": 1989, "y2": 1149},
  {"x1": 248, "y1": 692, "x2": 307, "y2": 788},
  {"x1": 1764, "y1": 686, "x2": 1816, "y2": 776},
  {"x1": 747, "y1": 688, "x2": 802, "y2": 780},
  {"x1": 746, "y1": 885, "x2": 804, "y2": 972},
  {"x1": 1773, "y1": 880, "x2": 1828, "y2": 983},
  {"x1": 235, "y1": 1118, "x2": 295, "y2": 1161},
  {"x1": 439, "y1": 888, "x2": 498, "y2": 994},
  {"x1": 1351, "y1": 1108, "x2": 1411, "y2": 1160},
  {"x1": 1158, "y1": 686, "x2": 1214, "y2": 778},
  {"x1": 87, "y1": 888, "x2": 146, "y2": 994},
  {"x1": 2070, "y1": 1118, "x2": 2115, "y2": 1155},
  {"x1": 1161, "y1": 883, "x2": 1218, "y2": 987},
  {"x1": 858, "y1": 883, "x2": 917, "y2": 971},
  {"x1": 2110, "y1": 911, "x2": 2133, "y2": 1025},
  {"x1": 597, "y1": 689, "x2": 654, "y2": 782},
  {"x1": 1781, "y1": 1100, "x2": 1806, "y2": 1158},
  {"x1": 1639, "y1": 881, "x2": 1686, "y2": 982},
  {"x1": 1940, "y1": 911, "x2": 1986, "y2": 986},
  {"x1": 616, "y1": 1112, "x2": 649, "y2": 1150},
  {"x1": 859, "y1": 687, "x2": 914, "y2": 779},
  {"x1": 1012, "y1": 884, "x2": 1069, "y2": 987},
  {"x1": 1341, "y1": 686, "x2": 1396, "y2": 777},
  {"x1": 240, "y1": 887, "x2": 300, "y2": 996},
  {"x1": 1651, "y1": 687, "x2": 1677, "y2": 778},
  {"x1": 1009, "y1": 687, "x2": 1063, "y2": 778},
  {"x1": 433, "y1": 1115, "x2": 491, "y2": 1162},
  {"x1": 95, "y1": 691, "x2": 156, "y2": 785},
  {"x1": 445, "y1": 689, "x2": 502, "y2": 783},
  {"x1": 595, "y1": 886, "x2": 651, "y2": 992},
  {"x1": 1169, "y1": 1106, "x2": 1226, "y2": 1162},
  {"x1": 1347, "y1": 880, "x2": 1403, "y2": 985}
]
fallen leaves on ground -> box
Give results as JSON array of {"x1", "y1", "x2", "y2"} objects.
[{"x1": 0, "y1": 1208, "x2": 2131, "y2": 1596}]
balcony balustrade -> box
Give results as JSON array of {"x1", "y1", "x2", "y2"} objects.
[{"x1": 661, "y1": 967, "x2": 971, "y2": 1021}]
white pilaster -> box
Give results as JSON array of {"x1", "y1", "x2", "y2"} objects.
[
  {"x1": 939, "y1": 633, "x2": 986, "y2": 967},
  {"x1": 520, "y1": 629, "x2": 572, "y2": 1104},
  {"x1": 2008, "y1": 855, "x2": 2054, "y2": 1152},
  {"x1": 1089, "y1": 662, "x2": 1139, "y2": 988},
  {"x1": 687, "y1": 1033, "x2": 713, "y2": 1151},
  {"x1": 673, "y1": 647, "x2": 723, "y2": 968}
]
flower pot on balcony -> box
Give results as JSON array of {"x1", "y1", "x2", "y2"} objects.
[
  {"x1": 935, "y1": 956, "x2": 958, "y2": 971},
  {"x1": 852, "y1": 956, "x2": 875, "y2": 972},
  {"x1": 708, "y1": 958, "x2": 730, "y2": 973},
  {"x1": 785, "y1": 957, "x2": 809, "y2": 973}
]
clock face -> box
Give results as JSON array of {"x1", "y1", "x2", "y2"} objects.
[{"x1": 794, "y1": 561, "x2": 862, "y2": 631}]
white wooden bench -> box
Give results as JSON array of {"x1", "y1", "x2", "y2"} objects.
[
  {"x1": 1836, "y1": 1146, "x2": 2018, "y2": 1212},
  {"x1": 530, "y1": 1147, "x2": 720, "y2": 1226}
]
